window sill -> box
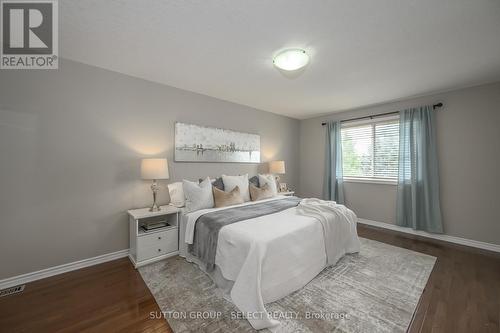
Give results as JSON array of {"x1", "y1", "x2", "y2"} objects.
[{"x1": 343, "y1": 177, "x2": 397, "y2": 186}]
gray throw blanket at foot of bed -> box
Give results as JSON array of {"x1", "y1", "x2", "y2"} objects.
[{"x1": 189, "y1": 197, "x2": 301, "y2": 271}]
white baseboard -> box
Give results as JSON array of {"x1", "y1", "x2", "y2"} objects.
[
  {"x1": 0, "y1": 249, "x2": 130, "y2": 290},
  {"x1": 358, "y1": 218, "x2": 500, "y2": 253}
]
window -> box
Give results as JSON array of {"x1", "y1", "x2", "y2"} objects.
[{"x1": 341, "y1": 116, "x2": 399, "y2": 182}]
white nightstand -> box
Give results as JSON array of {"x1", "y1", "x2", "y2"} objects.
[
  {"x1": 279, "y1": 191, "x2": 295, "y2": 196},
  {"x1": 128, "y1": 205, "x2": 180, "y2": 268}
]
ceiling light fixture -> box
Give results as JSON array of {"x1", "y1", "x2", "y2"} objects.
[{"x1": 273, "y1": 48, "x2": 309, "y2": 71}]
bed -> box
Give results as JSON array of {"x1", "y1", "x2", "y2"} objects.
[{"x1": 179, "y1": 195, "x2": 360, "y2": 331}]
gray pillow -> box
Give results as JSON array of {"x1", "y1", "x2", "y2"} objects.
[
  {"x1": 212, "y1": 177, "x2": 225, "y2": 191},
  {"x1": 199, "y1": 177, "x2": 224, "y2": 191},
  {"x1": 249, "y1": 175, "x2": 260, "y2": 188}
]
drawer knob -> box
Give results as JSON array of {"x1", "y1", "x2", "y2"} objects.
[
  {"x1": 158, "y1": 249, "x2": 162, "y2": 252},
  {"x1": 158, "y1": 236, "x2": 162, "y2": 240}
]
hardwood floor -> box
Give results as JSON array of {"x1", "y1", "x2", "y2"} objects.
[
  {"x1": 0, "y1": 224, "x2": 499, "y2": 332},
  {"x1": 0, "y1": 258, "x2": 172, "y2": 333}
]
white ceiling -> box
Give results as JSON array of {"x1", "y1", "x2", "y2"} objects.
[{"x1": 61, "y1": 0, "x2": 500, "y2": 119}]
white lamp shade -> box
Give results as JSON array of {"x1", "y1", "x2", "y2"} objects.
[
  {"x1": 141, "y1": 158, "x2": 169, "y2": 180},
  {"x1": 269, "y1": 160, "x2": 285, "y2": 174}
]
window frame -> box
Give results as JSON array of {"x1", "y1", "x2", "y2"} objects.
[{"x1": 340, "y1": 115, "x2": 399, "y2": 185}]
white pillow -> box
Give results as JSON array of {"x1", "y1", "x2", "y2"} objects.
[
  {"x1": 168, "y1": 182, "x2": 185, "y2": 207},
  {"x1": 182, "y1": 177, "x2": 214, "y2": 213},
  {"x1": 222, "y1": 174, "x2": 250, "y2": 202},
  {"x1": 258, "y1": 174, "x2": 278, "y2": 196}
]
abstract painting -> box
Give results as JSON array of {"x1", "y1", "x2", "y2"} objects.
[{"x1": 174, "y1": 122, "x2": 260, "y2": 163}]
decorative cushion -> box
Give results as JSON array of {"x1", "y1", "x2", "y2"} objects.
[
  {"x1": 182, "y1": 177, "x2": 214, "y2": 213},
  {"x1": 212, "y1": 177, "x2": 225, "y2": 191},
  {"x1": 222, "y1": 174, "x2": 250, "y2": 201},
  {"x1": 249, "y1": 175, "x2": 260, "y2": 188},
  {"x1": 168, "y1": 182, "x2": 185, "y2": 207},
  {"x1": 249, "y1": 183, "x2": 274, "y2": 201},
  {"x1": 258, "y1": 174, "x2": 278, "y2": 196},
  {"x1": 199, "y1": 177, "x2": 224, "y2": 191},
  {"x1": 213, "y1": 186, "x2": 244, "y2": 208}
]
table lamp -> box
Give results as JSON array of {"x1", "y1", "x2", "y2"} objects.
[
  {"x1": 141, "y1": 158, "x2": 169, "y2": 211},
  {"x1": 269, "y1": 160, "x2": 285, "y2": 191}
]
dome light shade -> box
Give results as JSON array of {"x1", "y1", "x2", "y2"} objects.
[{"x1": 273, "y1": 49, "x2": 309, "y2": 71}]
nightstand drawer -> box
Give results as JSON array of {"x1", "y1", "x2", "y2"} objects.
[
  {"x1": 138, "y1": 228, "x2": 177, "y2": 247},
  {"x1": 137, "y1": 228, "x2": 178, "y2": 261}
]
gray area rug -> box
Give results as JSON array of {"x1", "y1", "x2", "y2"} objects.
[{"x1": 139, "y1": 238, "x2": 435, "y2": 333}]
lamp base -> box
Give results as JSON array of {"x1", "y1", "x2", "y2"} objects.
[
  {"x1": 275, "y1": 175, "x2": 281, "y2": 192},
  {"x1": 149, "y1": 204, "x2": 161, "y2": 212},
  {"x1": 149, "y1": 179, "x2": 161, "y2": 212}
]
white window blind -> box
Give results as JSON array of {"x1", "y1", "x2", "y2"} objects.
[{"x1": 341, "y1": 117, "x2": 399, "y2": 181}]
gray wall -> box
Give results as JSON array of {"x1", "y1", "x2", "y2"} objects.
[
  {"x1": 300, "y1": 82, "x2": 500, "y2": 245},
  {"x1": 1, "y1": 59, "x2": 498, "y2": 280},
  {"x1": 0, "y1": 59, "x2": 300, "y2": 279}
]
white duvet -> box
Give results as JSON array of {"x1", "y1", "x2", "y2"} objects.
[{"x1": 183, "y1": 196, "x2": 360, "y2": 331}]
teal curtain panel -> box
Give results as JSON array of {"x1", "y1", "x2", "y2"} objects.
[
  {"x1": 397, "y1": 106, "x2": 443, "y2": 233},
  {"x1": 323, "y1": 121, "x2": 345, "y2": 204}
]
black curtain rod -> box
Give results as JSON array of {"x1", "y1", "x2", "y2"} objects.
[{"x1": 321, "y1": 103, "x2": 443, "y2": 126}]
